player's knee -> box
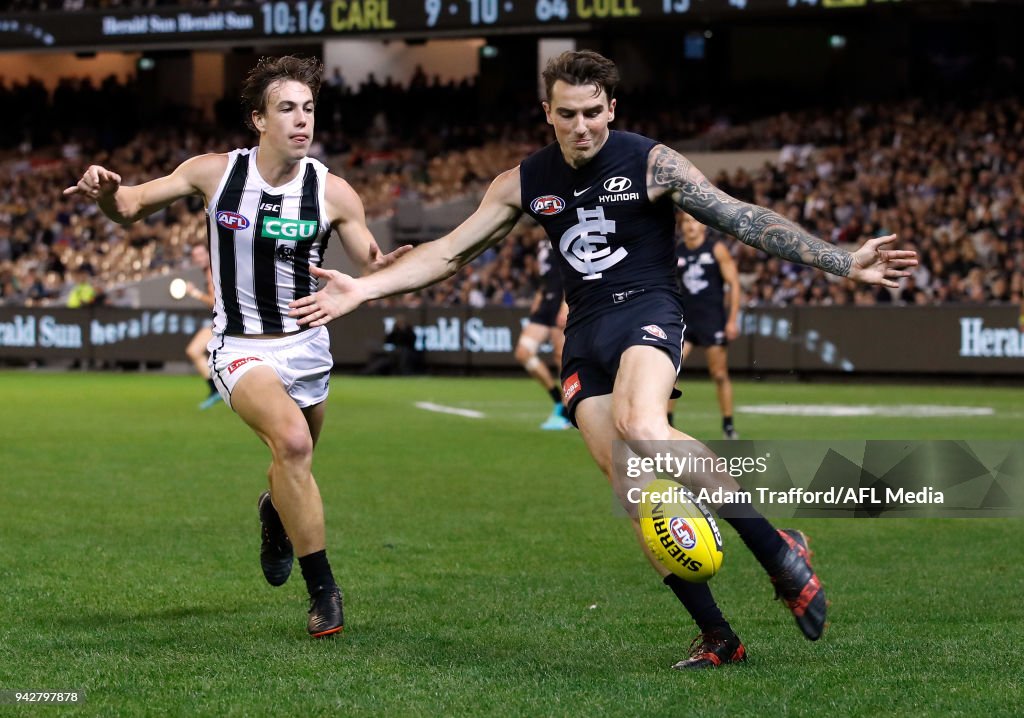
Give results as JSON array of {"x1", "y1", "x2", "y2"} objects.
[
  {"x1": 710, "y1": 369, "x2": 729, "y2": 385},
  {"x1": 271, "y1": 425, "x2": 314, "y2": 465},
  {"x1": 513, "y1": 343, "x2": 534, "y2": 365},
  {"x1": 614, "y1": 409, "x2": 669, "y2": 442}
]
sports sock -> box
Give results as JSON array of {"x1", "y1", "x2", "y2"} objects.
[
  {"x1": 299, "y1": 550, "x2": 337, "y2": 596},
  {"x1": 663, "y1": 574, "x2": 730, "y2": 634},
  {"x1": 723, "y1": 416, "x2": 734, "y2": 433},
  {"x1": 548, "y1": 387, "x2": 562, "y2": 405},
  {"x1": 718, "y1": 501, "x2": 786, "y2": 574},
  {"x1": 206, "y1": 377, "x2": 216, "y2": 393}
]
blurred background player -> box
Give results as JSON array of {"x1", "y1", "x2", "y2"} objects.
[
  {"x1": 514, "y1": 238, "x2": 570, "y2": 430},
  {"x1": 669, "y1": 213, "x2": 741, "y2": 438},
  {"x1": 182, "y1": 243, "x2": 222, "y2": 410}
]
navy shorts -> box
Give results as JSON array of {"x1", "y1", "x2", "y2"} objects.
[
  {"x1": 560, "y1": 291, "x2": 684, "y2": 426},
  {"x1": 682, "y1": 312, "x2": 727, "y2": 347},
  {"x1": 528, "y1": 290, "x2": 563, "y2": 327}
]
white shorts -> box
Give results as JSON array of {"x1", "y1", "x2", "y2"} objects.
[{"x1": 207, "y1": 327, "x2": 332, "y2": 410}]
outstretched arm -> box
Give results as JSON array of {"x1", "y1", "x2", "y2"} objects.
[
  {"x1": 62, "y1": 154, "x2": 226, "y2": 225},
  {"x1": 326, "y1": 174, "x2": 413, "y2": 275},
  {"x1": 289, "y1": 166, "x2": 524, "y2": 326},
  {"x1": 648, "y1": 146, "x2": 917, "y2": 287}
]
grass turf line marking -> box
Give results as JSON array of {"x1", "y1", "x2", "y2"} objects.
[
  {"x1": 739, "y1": 404, "x2": 994, "y2": 417},
  {"x1": 414, "y1": 401, "x2": 485, "y2": 419}
]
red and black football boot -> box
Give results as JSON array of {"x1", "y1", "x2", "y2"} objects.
[
  {"x1": 258, "y1": 491, "x2": 293, "y2": 587},
  {"x1": 671, "y1": 630, "x2": 747, "y2": 670},
  {"x1": 307, "y1": 585, "x2": 344, "y2": 638},
  {"x1": 771, "y1": 529, "x2": 827, "y2": 641}
]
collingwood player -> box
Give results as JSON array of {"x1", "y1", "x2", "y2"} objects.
[
  {"x1": 671, "y1": 212, "x2": 741, "y2": 439},
  {"x1": 515, "y1": 236, "x2": 571, "y2": 430},
  {"x1": 63, "y1": 56, "x2": 410, "y2": 639},
  {"x1": 289, "y1": 51, "x2": 917, "y2": 667}
]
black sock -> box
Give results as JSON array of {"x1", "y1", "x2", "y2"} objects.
[
  {"x1": 299, "y1": 549, "x2": 337, "y2": 597},
  {"x1": 667, "y1": 412, "x2": 674, "y2": 427},
  {"x1": 548, "y1": 386, "x2": 562, "y2": 404},
  {"x1": 206, "y1": 377, "x2": 216, "y2": 393},
  {"x1": 723, "y1": 416, "x2": 734, "y2": 432},
  {"x1": 663, "y1": 574, "x2": 731, "y2": 634},
  {"x1": 718, "y1": 501, "x2": 786, "y2": 574}
]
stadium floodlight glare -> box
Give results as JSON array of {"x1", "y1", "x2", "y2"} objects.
[{"x1": 169, "y1": 278, "x2": 188, "y2": 300}]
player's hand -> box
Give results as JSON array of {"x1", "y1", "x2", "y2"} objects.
[
  {"x1": 63, "y1": 165, "x2": 122, "y2": 201},
  {"x1": 725, "y1": 319, "x2": 739, "y2": 342},
  {"x1": 848, "y1": 234, "x2": 918, "y2": 288},
  {"x1": 288, "y1": 265, "x2": 366, "y2": 326},
  {"x1": 366, "y1": 242, "x2": 414, "y2": 273}
]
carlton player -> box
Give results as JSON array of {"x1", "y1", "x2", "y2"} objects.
[
  {"x1": 290, "y1": 51, "x2": 917, "y2": 668},
  {"x1": 671, "y1": 212, "x2": 742, "y2": 439},
  {"x1": 63, "y1": 56, "x2": 409, "y2": 639}
]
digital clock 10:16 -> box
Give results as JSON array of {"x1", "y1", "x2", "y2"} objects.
[{"x1": 261, "y1": 1, "x2": 326, "y2": 35}]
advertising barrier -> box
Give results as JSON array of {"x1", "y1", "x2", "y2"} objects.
[{"x1": 1, "y1": 305, "x2": 1021, "y2": 376}]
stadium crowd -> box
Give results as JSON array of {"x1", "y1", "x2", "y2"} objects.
[{"x1": 1, "y1": 69, "x2": 1021, "y2": 309}]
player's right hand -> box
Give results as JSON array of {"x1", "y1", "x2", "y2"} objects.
[
  {"x1": 63, "y1": 165, "x2": 122, "y2": 200},
  {"x1": 288, "y1": 265, "x2": 366, "y2": 326}
]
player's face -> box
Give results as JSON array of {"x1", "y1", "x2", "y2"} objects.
[
  {"x1": 680, "y1": 213, "x2": 706, "y2": 247},
  {"x1": 543, "y1": 80, "x2": 616, "y2": 169},
  {"x1": 191, "y1": 244, "x2": 209, "y2": 270},
  {"x1": 253, "y1": 79, "x2": 315, "y2": 159}
]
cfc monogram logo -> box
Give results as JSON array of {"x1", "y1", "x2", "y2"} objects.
[{"x1": 559, "y1": 207, "x2": 628, "y2": 280}]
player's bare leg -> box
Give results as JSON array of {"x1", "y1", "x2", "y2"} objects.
[
  {"x1": 705, "y1": 345, "x2": 736, "y2": 439},
  {"x1": 575, "y1": 391, "x2": 743, "y2": 668},
  {"x1": 614, "y1": 346, "x2": 825, "y2": 640},
  {"x1": 187, "y1": 326, "x2": 221, "y2": 409},
  {"x1": 515, "y1": 322, "x2": 569, "y2": 429},
  {"x1": 231, "y1": 366, "x2": 342, "y2": 637}
]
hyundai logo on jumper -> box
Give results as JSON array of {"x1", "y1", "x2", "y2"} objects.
[{"x1": 216, "y1": 211, "x2": 250, "y2": 230}]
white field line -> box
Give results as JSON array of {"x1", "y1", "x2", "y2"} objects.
[
  {"x1": 414, "y1": 402, "x2": 485, "y2": 419},
  {"x1": 739, "y1": 404, "x2": 995, "y2": 418}
]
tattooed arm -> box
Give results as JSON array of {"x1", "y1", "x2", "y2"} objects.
[{"x1": 647, "y1": 145, "x2": 917, "y2": 286}]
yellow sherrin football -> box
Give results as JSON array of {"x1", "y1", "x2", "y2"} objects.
[{"x1": 638, "y1": 479, "x2": 724, "y2": 583}]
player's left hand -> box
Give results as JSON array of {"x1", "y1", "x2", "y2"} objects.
[
  {"x1": 366, "y1": 242, "x2": 413, "y2": 273},
  {"x1": 288, "y1": 265, "x2": 366, "y2": 326},
  {"x1": 848, "y1": 234, "x2": 918, "y2": 288}
]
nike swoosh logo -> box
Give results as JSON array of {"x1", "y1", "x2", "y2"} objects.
[
  {"x1": 573, "y1": 186, "x2": 592, "y2": 197},
  {"x1": 642, "y1": 336, "x2": 659, "y2": 342}
]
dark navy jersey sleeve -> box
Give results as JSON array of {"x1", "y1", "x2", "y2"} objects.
[{"x1": 520, "y1": 131, "x2": 679, "y2": 328}]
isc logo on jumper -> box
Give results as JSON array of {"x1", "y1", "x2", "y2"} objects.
[
  {"x1": 261, "y1": 217, "x2": 318, "y2": 241},
  {"x1": 530, "y1": 195, "x2": 565, "y2": 216},
  {"x1": 216, "y1": 211, "x2": 250, "y2": 231}
]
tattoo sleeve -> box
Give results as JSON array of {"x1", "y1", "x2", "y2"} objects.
[{"x1": 649, "y1": 146, "x2": 853, "y2": 277}]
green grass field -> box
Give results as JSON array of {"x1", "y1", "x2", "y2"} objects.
[{"x1": 2, "y1": 371, "x2": 1022, "y2": 716}]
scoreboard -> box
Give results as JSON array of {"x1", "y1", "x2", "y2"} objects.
[{"x1": 1, "y1": 0, "x2": 922, "y2": 51}]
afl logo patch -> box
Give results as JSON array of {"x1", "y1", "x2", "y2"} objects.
[
  {"x1": 216, "y1": 211, "x2": 250, "y2": 231},
  {"x1": 642, "y1": 324, "x2": 667, "y2": 340},
  {"x1": 603, "y1": 176, "x2": 632, "y2": 193},
  {"x1": 530, "y1": 195, "x2": 565, "y2": 216},
  {"x1": 669, "y1": 517, "x2": 698, "y2": 550}
]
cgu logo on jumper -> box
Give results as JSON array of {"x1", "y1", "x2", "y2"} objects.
[{"x1": 261, "y1": 217, "x2": 318, "y2": 241}]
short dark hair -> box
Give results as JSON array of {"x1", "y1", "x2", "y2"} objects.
[
  {"x1": 541, "y1": 50, "x2": 619, "y2": 103},
  {"x1": 241, "y1": 55, "x2": 324, "y2": 132}
]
